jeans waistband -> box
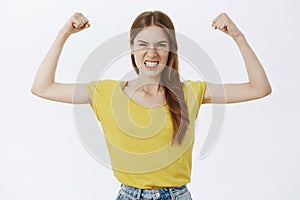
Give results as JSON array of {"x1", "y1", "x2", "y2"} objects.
[{"x1": 120, "y1": 184, "x2": 188, "y2": 199}]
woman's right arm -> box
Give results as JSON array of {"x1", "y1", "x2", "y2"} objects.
[{"x1": 31, "y1": 12, "x2": 91, "y2": 104}]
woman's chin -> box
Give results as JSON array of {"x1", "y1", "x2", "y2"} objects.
[{"x1": 138, "y1": 67, "x2": 164, "y2": 77}]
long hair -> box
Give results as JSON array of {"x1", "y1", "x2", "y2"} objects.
[{"x1": 129, "y1": 11, "x2": 189, "y2": 145}]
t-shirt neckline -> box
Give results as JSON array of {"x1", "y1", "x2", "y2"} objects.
[{"x1": 118, "y1": 80, "x2": 168, "y2": 110}]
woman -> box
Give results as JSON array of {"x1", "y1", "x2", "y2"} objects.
[{"x1": 31, "y1": 11, "x2": 271, "y2": 200}]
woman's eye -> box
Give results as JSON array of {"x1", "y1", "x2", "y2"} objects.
[{"x1": 157, "y1": 43, "x2": 167, "y2": 48}]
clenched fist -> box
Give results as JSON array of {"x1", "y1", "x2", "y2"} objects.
[
  {"x1": 59, "y1": 12, "x2": 90, "y2": 36},
  {"x1": 212, "y1": 13, "x2": 243, "y2": 38}
]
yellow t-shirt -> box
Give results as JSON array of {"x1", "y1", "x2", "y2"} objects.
[{"x1": 85, "y1": 80, "x2": 206, "y2": 188}]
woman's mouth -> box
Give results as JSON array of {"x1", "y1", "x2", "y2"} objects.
[{"x1": 144, "y1": 61, "x2": 159, "y2": 68}]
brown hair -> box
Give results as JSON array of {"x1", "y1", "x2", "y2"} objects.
[{"x1": 129, "y1": 11, "x2": 189, "y2": 145}]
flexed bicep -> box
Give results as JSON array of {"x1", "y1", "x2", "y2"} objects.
[
  {"x1": 204, "y1": 13, "x2": 272, "y2": 104},
  {"x1": 31, "y1": 12, "x2": 92, "y2": 104},
  {"x1": 32, "y1": 83, "x2": 91, "y2": 104},
  {"x1": 203, "y1": 82, "x2": 271, "y2": 104}
]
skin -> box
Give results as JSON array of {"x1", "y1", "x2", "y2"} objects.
[
  {"x1": 31, "y1": 12, "x2": 91, "y2": 104},
  {"x1": 204, "y1": 13, "x2": 272, "y2": 103},
  {"x1": 31, "y1": 12, "x2": 272, "y2": 106},
  {"x1": 124, "y1": 26, "x2": 170, "y2": 108}
]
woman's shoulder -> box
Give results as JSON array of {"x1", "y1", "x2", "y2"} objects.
[
  {"x1": 87, "y1": 79, "x2": 121, "y2": 87},
  {"x1": 182, "y1": 80, "x2": 206, "y2": 96},
  {"x1": 85, "y1": 79, "x2": 122, "y2": 93},
  {"x1": 89, "y1": 79, "x2": 119, "y2": 84},
  {"x1": 182, "y1": 80, "x2": 206, "y2": 87}
]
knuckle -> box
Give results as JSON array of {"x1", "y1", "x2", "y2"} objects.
[
  {"x1": 220, "y1": 13, "x2": 228, "y2": 18},
  {"x1": 74, "y1": 12, "x2": 82, "y2": 17}
]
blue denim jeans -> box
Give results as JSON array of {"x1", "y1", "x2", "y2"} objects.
[{"x1": 115, "y1": 184, "x2": 193, "y2": 200}]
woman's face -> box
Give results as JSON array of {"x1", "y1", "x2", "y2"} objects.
[{"x1": 131, "y1": 26, "x2": 170, "y2": 78}]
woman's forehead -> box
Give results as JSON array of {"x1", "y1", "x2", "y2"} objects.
[{"x1": 134, "y1": 26, "x2": 169, "y2": 42}]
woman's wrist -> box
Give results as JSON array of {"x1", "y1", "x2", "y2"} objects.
[
  {"x1": 232, "y1": 32, "x2": 246, "y2": 43},
  {"x1": 57, "y1": 29, "x2": 71, "y2": 40}
]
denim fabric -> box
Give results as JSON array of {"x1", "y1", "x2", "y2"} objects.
[{"x1": 115, "y1": 184, "x2": 193, "y2": 200}]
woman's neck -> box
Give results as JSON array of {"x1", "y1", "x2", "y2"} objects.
[{"x1": 128, "y1": 76, "x2": 163, "y2": 96}]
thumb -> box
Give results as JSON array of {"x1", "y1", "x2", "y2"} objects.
[
  {"x1": 72, "y1": 22, "x2": 81, "y2": 29},
  {"x1": 72, "y1": 22, "x2": 90, "y2": 29}
]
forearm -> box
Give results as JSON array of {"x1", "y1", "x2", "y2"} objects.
[
  {"x1": 31, "y1": 32, "x2": 69, "y2": 94},
  {"x1": 206, "y1": 13, "x2": 272, "y2": 104},
  {"x1": 233, "y1": 34, "x2": 272, "y2": 95}
]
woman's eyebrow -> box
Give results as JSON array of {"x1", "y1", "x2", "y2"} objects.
[
  {"x1": 137, "y1": 40, "x2": 168, "y2": 44},
  {"x1": 157, "y1": 41, "x2": 168, "y2": 44},
  {"x1": 137, "y1": 40, "x2": 148, "y2": 44}
]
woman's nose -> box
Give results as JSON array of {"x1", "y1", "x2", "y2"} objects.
[{"x1": 146, "y1": 47, "x2": 157, "y2": 57}]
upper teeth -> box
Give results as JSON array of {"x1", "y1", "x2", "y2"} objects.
[{"x1": 145, "y1": 61, "x2": 158, "y2": 67}]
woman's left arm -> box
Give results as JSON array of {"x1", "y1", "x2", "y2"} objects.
[{"x1": 203, "y1": 13, "x2": 272, "y2": 104}]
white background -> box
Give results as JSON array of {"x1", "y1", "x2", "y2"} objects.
[{"x1": 1, "y1": 0, "x2": 300, "y2": 199}]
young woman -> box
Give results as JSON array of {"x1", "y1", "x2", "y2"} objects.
[{"x1": 31, "y1": 11, "x2": 271, "y2": 200}]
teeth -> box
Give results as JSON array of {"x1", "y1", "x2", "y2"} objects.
[{"x1": 145, "y1": 61, "x2": 159, "y2": 67}]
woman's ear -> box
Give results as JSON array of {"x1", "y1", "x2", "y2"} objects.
[
  {"x1": 130, "y1": 47, "x2": 134, "y2": 55},
  {"x1": 129, "y1": 40, "x2": 134, "y2": 54}
]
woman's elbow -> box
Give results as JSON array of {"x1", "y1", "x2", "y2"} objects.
[
  {"x1": 31, "y1": 84, "x2": 48, "y2": 98},
  {"x1": 266, "y1": 85, "x2": 272, "y2": 96},
  {"x1": 257, "y1": 85, "x2": 272, "y2": 98},
  {"x1": 31, "y1": 86, "x2": 43, "y2": 98},
  {"x1": 31, "y1": 85, "x2": 39, "y2": 96}
]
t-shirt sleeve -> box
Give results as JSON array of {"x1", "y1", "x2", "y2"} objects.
[
  {"x1": 190, "y1": 80, "x2": 206, "y2": 106},
  {"x1": 84, "y1": 79, "x2": 117, "y2": 122},
  {"x1": 184, "y1": 80, "x2": 206, "y2": 118},
  {"x1": 85, "y1": 80, "x2": 102, "y2": 121}
]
